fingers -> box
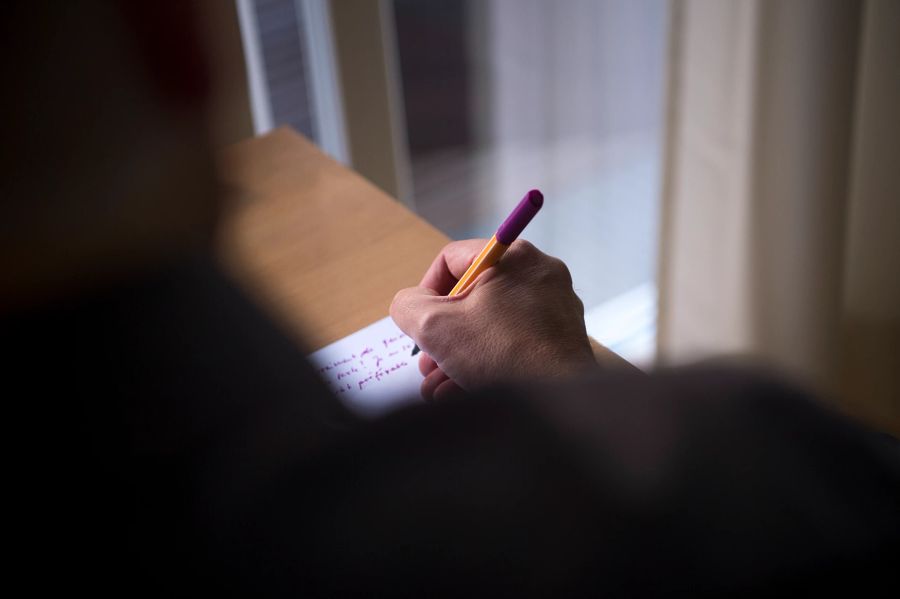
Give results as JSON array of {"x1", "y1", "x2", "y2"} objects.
[
  {"x1": 496, "y1": 239, "x2": 574, "y2": 287},
  {"x1": 418, "y1": 352, "x2": 438, "y2": 376},
  {"x1": 390, "y1": 286, "x2": 438, "y2": 336},
  {"x1": 495, "y1": 238, "x2": 541, "y2": 270},
  {"x1": 432, "y1": 378, "x2": 463, "y2": 402},
  {"x1": 420, "y1": 367, "x2": 450, "y2": 401},
  {"x1": 420, "y1": 367, "x2": 464, "y2": 402},
  {"x1": 420, "y1": 239, "x2": 491, "y2": 294},
  {"x1": 390, "y1": 286, "x2": 461, "y2": 355}
]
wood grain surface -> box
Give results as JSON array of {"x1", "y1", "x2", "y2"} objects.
[{"x1": 217, "y1": 127, "x2": 448, "y2": 352}]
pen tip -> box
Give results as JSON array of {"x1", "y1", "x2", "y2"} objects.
[
  {"x1": 527, "y1": 189, "x2": 543, "y2": 208},
  {"x1": 411, "y1": 345, "x2": 421, "y2": 356}
]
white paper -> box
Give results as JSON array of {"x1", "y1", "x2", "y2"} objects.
[{"x1": 308, "y1": 316, "x2": 422, "y2": 417}]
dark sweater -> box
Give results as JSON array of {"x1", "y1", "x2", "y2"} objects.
[{"x1": 8, "y1": 252, "x2": 898, "y2": 596}]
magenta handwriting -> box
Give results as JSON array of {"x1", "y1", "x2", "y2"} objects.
[
  {"x1": 318, "y1": 356, "x2": 354, "y2": 373},
  {"x1": 357, "y1": 361, "x2": 409, "y2": 390},
  {"x1": 381, "y1": 333, "x2": 407, "y2": 348},
  {"x1": 336, "y1": 366, "x2": 359, "y2": 380}
]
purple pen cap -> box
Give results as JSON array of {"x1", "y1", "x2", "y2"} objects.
[{"x1": 495, "y1": 189, "x2": 543, "y2": 245}]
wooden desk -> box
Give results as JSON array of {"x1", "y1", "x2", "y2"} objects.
[{"x1": 217, "y1": 127, "x2": 448, "y2": 351}]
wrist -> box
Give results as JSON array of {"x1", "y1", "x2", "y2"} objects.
[{"x1": 542, "y1": 337, "x2": 597, "y2": 379}]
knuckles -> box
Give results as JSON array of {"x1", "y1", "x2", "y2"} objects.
[
  {"x1": 389, "y1": 289, "x2": 408, "y2": 318},
  {"x1": 390, "y1": 287, "x2": 462, "y2": 352},
  {"x1": 508, "y1": 240, "x2": 570, "y2": 279},
  {"x1": 494, "y1": 240, "x2": 576, "y2": 291},
  {"x1": 389, "y1": 288, "x2": 422, "y2": 332},
  {"x1": 510, "y1": 239, "x2": 538, "y2": 256},
  {"x1": 416, "y1": 309, "x2": 434, "y2": 337},
  {"x1": 529, "y1": 255, "x2": 574, "y2": 288},
  {"x1": 415, "y1": 308, "x2": 446, "y2": 347},
  {"x1": 546, "y1": 256, "x2": 574, "y2": 286}
]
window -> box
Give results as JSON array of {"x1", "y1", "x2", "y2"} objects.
[
  {"x1": 393, "y1": 0, "x2": 668, "y2": 364},
  {"x1": 238, "y1": 0, "x2": 668, "y2": 365},
  {"x1": 236, "y1": 0, "x2": 347, "y2": 162}
]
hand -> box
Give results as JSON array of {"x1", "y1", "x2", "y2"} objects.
[{"x1": 390, "y1": 239, "x2": 596, "y2": 401}]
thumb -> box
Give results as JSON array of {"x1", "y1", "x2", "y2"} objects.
[{"x1": 390, "y1": 286, "x2": 459, "y2": 355}]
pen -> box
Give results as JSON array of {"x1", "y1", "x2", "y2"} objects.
[{"x1": 411, "y1": 189, "x2": 544, "y2": 356}]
